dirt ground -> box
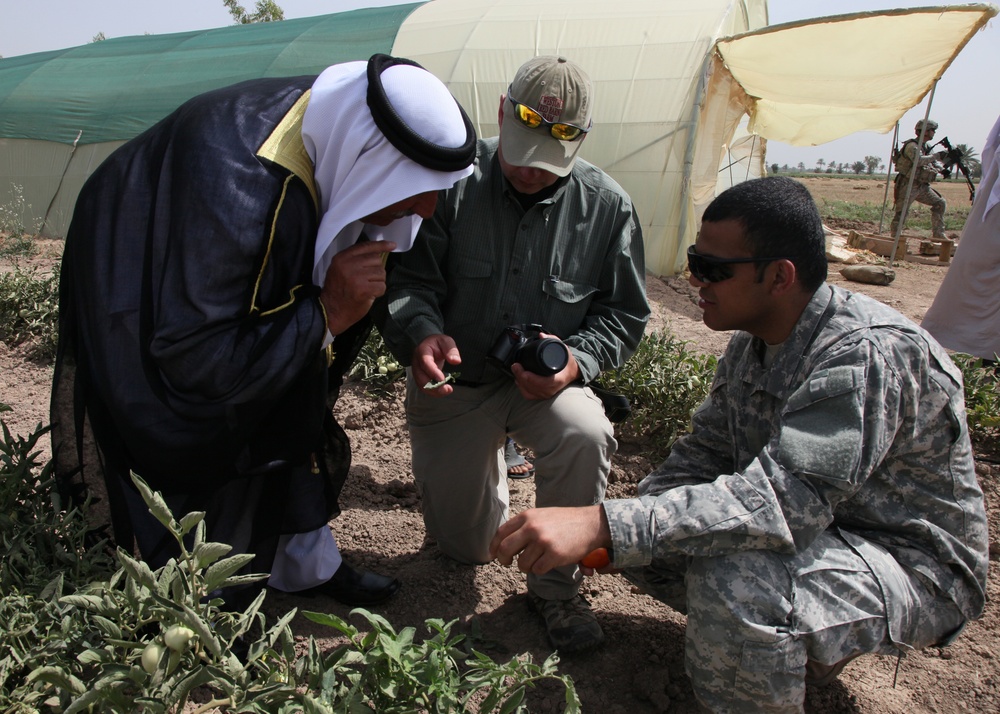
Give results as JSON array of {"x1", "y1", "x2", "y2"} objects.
[
  {"x1": 1, "y1": 176, "x2": 997, "y2": 712},
  {"x1": 791, "y1": 174, "x2": 975, "y2": 210}
]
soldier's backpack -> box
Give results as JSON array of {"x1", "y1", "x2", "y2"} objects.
[{"x1": 892, "y1": 138, "x2": 919, "y2": 175}]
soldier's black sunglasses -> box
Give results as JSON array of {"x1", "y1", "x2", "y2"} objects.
[{"x1": 687, "y1": 245, "x2": 796, "y2": 283}]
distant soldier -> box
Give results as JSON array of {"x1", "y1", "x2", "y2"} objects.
[{"x1": 890, "y1": 118, "x2": 949, "y2": 239}]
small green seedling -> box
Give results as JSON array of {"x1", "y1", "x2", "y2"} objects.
[{"x1": 424, "y1": 372, "x2": 459, "y2": 389}]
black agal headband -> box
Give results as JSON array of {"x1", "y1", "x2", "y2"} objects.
[{"x1": 366, "y1": 53, "x2": 476, "y2": 172}]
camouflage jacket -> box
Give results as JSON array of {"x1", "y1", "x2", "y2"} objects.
[
  {"x1": 604, "y1": 284, "x2": 989, "y2": 619},
  {"x1": 895, "y1": 138, "x2": 943, "y2": 184}
]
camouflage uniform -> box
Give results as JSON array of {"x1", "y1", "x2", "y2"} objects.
[
  {"x1": 604, "y1": 284, "x2": 989, "y2": 713},
  {"x1": 890, "y1": 138, "x2": 947, "y2": 239}
]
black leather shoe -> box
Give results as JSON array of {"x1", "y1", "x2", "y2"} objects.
[{"x1": 300, "y1": 561, "x2": 400, "y2": 606}]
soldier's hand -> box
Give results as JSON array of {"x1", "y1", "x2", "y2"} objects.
[{"x1": 489, "y1": 505, "x2": 611, "y2": 575}]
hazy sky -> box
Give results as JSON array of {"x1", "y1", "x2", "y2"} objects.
[{"x1": 1, "y1": 0, "x2": 996, "y2": 166}]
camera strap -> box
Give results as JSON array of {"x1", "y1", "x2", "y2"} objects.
[{"x1": 589, "y1": 383, "x2": 631, "y2": 423}]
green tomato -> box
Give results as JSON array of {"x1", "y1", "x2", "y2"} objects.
[
  {"x1": 141, "y1": 642, "x2": 165, "y2": 674},
  {"x1": 164, "y1": 625, "x2": 196, "y2": 652}
]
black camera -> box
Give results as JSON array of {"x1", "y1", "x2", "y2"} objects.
[{"x1": 487, "y1": 323, "x2": 568, "y2": 376}]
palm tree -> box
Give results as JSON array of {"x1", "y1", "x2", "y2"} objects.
[{"x1": 952, "y1": 144, "x2": 981, "y2": 178}]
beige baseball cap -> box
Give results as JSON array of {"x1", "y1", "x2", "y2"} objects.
[{"x1": 500, "y1": 56, "x2": 593, "y2": 176}]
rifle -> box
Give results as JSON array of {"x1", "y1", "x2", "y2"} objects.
[{"x1": 935, "y1": 136, "x2": 976, "y2": 203}]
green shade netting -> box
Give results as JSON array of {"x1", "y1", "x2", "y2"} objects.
[{"x1": 0, "y1": 3, "x2": 426, "y2": 145}]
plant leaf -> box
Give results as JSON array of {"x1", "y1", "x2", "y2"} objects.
[
  {"x1": 499, "y1": 686, "x2": 526, "y2": 714},
  {"x1": 177, "y1": 603, "x2": 224, "y2": 658},
  {"x1": 177, "y1": 510, "x2": 206, "y2": 535},
  {"x1": 192, "y1": 541, "x2": 234, "y2": 570},
  {"x1": 26, "y1": 666, "x2": 87, "y2": 695},
  {"x1": 201, "y1": 551, "x2": 253, "y2": 590},
  {"x1": 130, "y1": 472, "x2": 176, "y2": 530},
  {"x1": 117, "y1": 549, "x2": 158, "y2": 590}
]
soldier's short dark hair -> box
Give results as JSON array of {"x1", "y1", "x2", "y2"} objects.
[{"x1": 701, "y1": 176, "x2": 828, "y2": 291}]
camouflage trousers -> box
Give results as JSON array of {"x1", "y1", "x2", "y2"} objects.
[
  {"x1": 622, "y1": 529, "x2": 964, "y2": 713},
  {"x1": 891, "y1": 178, "x2": 947, "y2": 239}
]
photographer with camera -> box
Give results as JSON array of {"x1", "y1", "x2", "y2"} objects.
[
  {"x1": 373, "y1": 56, "x2": 649, "y2": 653},
  {"x1": 890, "y1": 118, "x2": 950, "y2": 239}
]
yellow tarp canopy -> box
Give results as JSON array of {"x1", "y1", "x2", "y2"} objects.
[{"x1": 717, "y1": 4, "x2": 997, "y2": 146}]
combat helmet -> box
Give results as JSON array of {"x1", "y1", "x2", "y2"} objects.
[{"x1": 915, "y1": 119, "x2": 939, "y2": 134}]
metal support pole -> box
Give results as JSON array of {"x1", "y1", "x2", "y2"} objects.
[
  {"x1": 41, "y1": 130, "x2": 83, "y2": 236},
  {"x1": 878, "y1": 123, "x2": 899, "y2": 234}
]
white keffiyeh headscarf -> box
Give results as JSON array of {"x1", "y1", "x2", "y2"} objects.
[{"x1": 302, "y1": 58, "x2": 475, "y2": 287}]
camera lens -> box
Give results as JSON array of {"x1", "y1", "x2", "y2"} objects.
[{"x1": 518, "y1": 338, "x2": 568, "y2": 375}]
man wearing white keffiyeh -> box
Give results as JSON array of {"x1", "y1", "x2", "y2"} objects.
[{"x1": 51, "y1": 54, "x2": 475, "y2": 609}]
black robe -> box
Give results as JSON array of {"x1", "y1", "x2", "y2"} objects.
[{"x1": 51, "y1": 76, "x2": 369, "y2": 575}]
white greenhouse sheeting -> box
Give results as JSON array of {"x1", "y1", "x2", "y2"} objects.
[{"x1": 717, "y1": 5, "x2": 997, "y2": 146}]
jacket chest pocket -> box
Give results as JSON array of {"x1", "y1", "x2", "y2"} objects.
[{"x1": 540, "y1": 278, "x2": 598, "y2": 331}]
